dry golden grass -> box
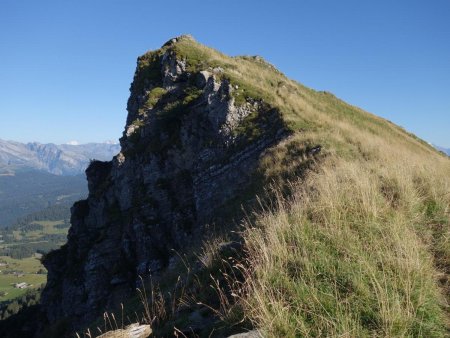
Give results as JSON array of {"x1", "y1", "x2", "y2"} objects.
[
  {"x1": 167, "y1": 37, "x2": 450, "y2": 337},
  {"x1": 132, "y1": 36, "x2": 450, "y2": 336},
  {"x1": 237, "y1": 136, "x2": 450, "y2": 337}
]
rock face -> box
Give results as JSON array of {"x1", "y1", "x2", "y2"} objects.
[{"x1": 41, "y1": 36, "x2": 288, "y2": 329}]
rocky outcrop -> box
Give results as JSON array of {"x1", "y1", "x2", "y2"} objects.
[{"x1": 41, "y1": 36, "x2": 289, "y2": 329}]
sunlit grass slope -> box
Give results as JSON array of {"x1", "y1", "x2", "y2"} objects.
[
  {"x1": 132, "y1": 36, "x2": 450, "y2": 336},
  {"x1": 241, "y1": 155, "x2": 449, "y2": 337}
]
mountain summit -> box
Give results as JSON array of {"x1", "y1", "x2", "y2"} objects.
[
  {"x1": 37, "y1": 36, "x2": 450, "y2": 337},
  {"x1": 42, "y1": 34, "x2": 292, "y2": 329}
]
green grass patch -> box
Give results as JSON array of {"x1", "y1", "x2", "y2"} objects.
[
  {"x1": 0, "y1": 255, "x2": 46, "y2": 302},
  {"x1": 145, "y1": 87, "x2": 167, "y2": 108}
]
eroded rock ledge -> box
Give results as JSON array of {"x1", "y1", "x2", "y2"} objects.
[{"x1": 41, "y1": 36, "x2": 289, "y2": 329}]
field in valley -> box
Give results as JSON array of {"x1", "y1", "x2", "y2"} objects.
[{"x1": 0, "y1": 220, "x2": 69, "y2": 301}]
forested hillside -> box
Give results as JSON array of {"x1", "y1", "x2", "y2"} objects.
[{"x1": 0, "y1": 167, "x2": 86, "y2": 227}]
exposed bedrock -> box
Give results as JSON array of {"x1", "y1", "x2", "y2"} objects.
[{"x1": 41, "y1": 36, "x2": 289, "y2": 328}]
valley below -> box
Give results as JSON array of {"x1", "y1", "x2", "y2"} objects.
[
  {"x1": 0, "y1": 142, "x2": 119, "y2": 324},
  {"x1": 0, "y1": 214, "x2": 70, "y2": 319}
]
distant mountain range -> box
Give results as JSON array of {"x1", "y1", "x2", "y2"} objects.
[
  {"x1": 0, "y1": 139, "x2": 119, "y2": 226},
  {"x1": 0, "y1": 139, "x2": 121, "y2": 175},
  {"x1": 434, "y1": 145, "x2": 450, "y2": 156}
]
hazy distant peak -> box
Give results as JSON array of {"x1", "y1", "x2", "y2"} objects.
[
  {"x1": 64, "y1": 140, "x2": 119, "y2": 146},
  {"x1": 433, "y1": 144, "x2": 450, "y2": 156},
  {"x1": 0, "y1": 139, "x2": 120, "y2": 175}
]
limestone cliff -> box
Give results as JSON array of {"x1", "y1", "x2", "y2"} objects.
[{"x1": 41, "y1": 36, "x2": 288, "y2": 329}]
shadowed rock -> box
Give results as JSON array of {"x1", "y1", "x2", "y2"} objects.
[{"x1": 41, "y1": 36, "x2": 289, "y2": 330}]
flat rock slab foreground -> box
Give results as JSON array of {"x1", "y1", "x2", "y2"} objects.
[
  {"x1": 228, "y1": 330, "x2": 263, "y2": 338},
  {"x1": 96, "y1": 323, "x2": 152, "y2": 338}
]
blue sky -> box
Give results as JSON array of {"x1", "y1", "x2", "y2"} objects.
[{"x1": 1, "y1": 1, "x2": 449, "y2": 147}]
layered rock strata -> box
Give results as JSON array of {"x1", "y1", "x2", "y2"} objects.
[{"x1": 41, "y1": 36, "x2": 288, "y2": 328}]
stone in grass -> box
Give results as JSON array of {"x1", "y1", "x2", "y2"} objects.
[
  {"x1": 97, "y1": 323, "x2": 152, "y2": 338},
  {"x1": 228, "y1": 330, "x2": 263, "y2": 338}
]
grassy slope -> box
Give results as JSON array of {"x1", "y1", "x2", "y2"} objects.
[
  {"x1": 167, "y1": 37, "x2": 450, "y2": 337},
  {"x1": 241, "y1": 158, "x2": 449, "y2": 337},
  {"x1": 91, "y1": 37, "x2": 450, "y2": 337}
]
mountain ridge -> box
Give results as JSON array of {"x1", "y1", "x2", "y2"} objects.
[
  {"x1": 0, "y1": 139, "x2": 120, "y2": 176},
  {"x1": 25, "y1": 35, "x2": 450, "y2": 336},
  {"x1": 41, "y1": 35, "x2": 294, "y2": 330}
]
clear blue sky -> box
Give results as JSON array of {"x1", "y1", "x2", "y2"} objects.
[{"x1": 1, "y1": 0, "x2": 449, "y2": 147}]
